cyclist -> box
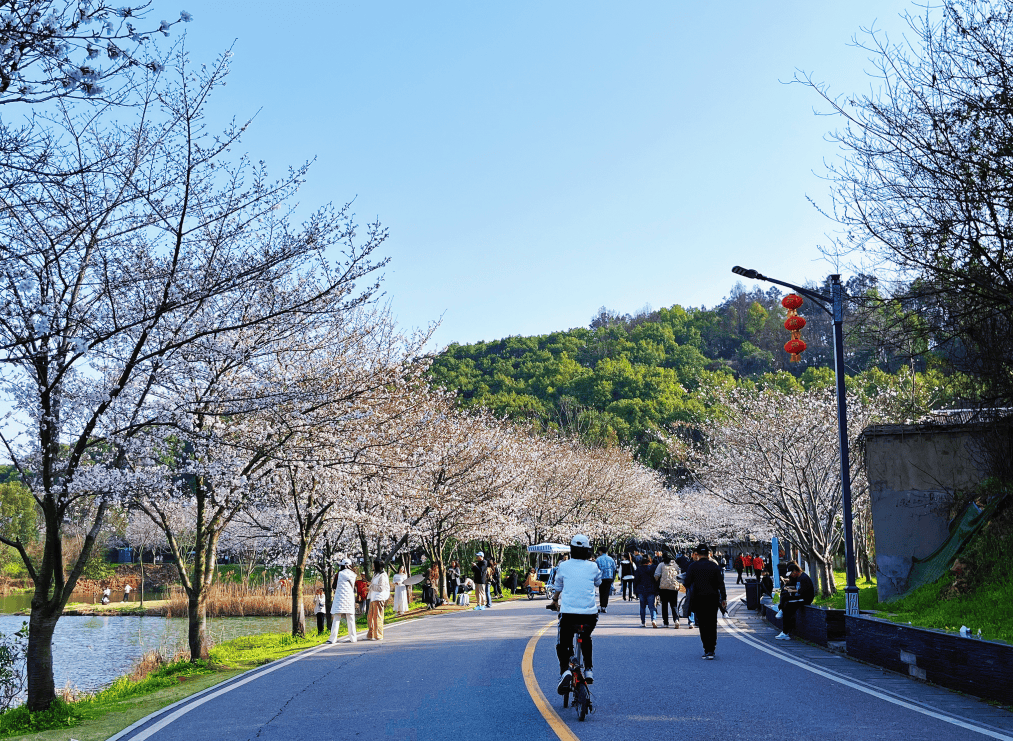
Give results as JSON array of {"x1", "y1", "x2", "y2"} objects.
[{"x1": 548, "y1": 534, "x2": 602, "y2": 694}]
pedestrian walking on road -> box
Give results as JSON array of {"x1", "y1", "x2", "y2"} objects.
[
  {"x1": 733, "y1": 553, "x2": 744, "y2": 584},
  {"x1": 473, "y1": 552, "x2": 491, "y2": 610},
  {"x1": 742, "y1": 553, "x2": 753, "y2": 578},
  {"x1": 620, "y1": 553, "x2": 635, "y2": 601},
  {"x1": 595, "y1": 547, "x2": 617, "y2": 613},
  {"x1": 654, "y1": 554, "x2": 681, "y2": 628},
  {"x1": 367, "y1": 560, "x2": 390, "y2": 641},
  {"x1": 328, "y1": 559, "x2": 358, "y2": 644},
  {"x1": 634, "y1": 555, "x2": 659, "y2": 627},
  {"x1": 683, "y1": 544, "x2": 727, "y2": 659},
  {"x1": 392, "y1": 565, "x2": 410, "y2": 615}
]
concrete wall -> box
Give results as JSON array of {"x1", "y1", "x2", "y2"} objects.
[
  {"x1": 863, "y1": 424, "x2": 986, "y2": 602},
  {"x1": 845, "y1": 615, "x2": 1013, "y2": 705}
]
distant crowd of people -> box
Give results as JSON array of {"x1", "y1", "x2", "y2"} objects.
[{"x1": 311, "y1": 542, "x2": 814, "y2": 653}]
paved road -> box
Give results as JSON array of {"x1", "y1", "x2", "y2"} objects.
[{"x1": 114, "y1": 575, "x2": 1013, "y2": 741}]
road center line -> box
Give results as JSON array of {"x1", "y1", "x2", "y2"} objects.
[
  {"x1": 720, "y1": 617, "x2": 1013, "y2": 741},
  {"x1": 522, "y1": 620, "x2": 581, "y2": 741}
]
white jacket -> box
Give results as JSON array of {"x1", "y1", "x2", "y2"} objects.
[
  {"x1": 332, "y1": 568, "x2": 357, "y2": 614},
  {"x1": 551, "y1": 559, "x2": 602, "y2": 615},
  {"x1": 368, "y1": 571, "x2": 391, "y2": 602}
]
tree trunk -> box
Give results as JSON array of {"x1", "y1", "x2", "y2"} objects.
[
  {"x1": 818, "y1": 558, "x2": 835, "y2": 598},
  {"x1": 187, "y1": 588, "x2": 210, "y2": 660},
  {"x1": 25, "y1": 606, "x2": 59, "y2": 712},
  {"x1": 806, "y1": 556, "x2": 820, "y2": 594},
  {"x1": 358, "y1": 526, "x2": 372, "y2": 580},
  {"x1": 290, "y1": 543, "x2": 309, "y2": 638}
]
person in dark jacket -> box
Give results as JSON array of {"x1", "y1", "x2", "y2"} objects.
[
  {"x1": 675, "y1": 552, "x2": 691, "y2": 573},
  {"x1": 682, "y1": 544, "x2": 727, "y2": 659},
  {"x1": 733, "y1": 553, "x2": 744, "y2": 584},
  {"x1": 490, "y1": 559, "x2": 503, "y2": 598},
  {"x1": 620, "y1": 553, "x2": 636, "y2": 601},
  {"x1": 775, "y1": 561, "x2": 814, "y2": 640},
  {"x1": 472, "y1": 552, "x2": 490, "y2": 610},
  {"x1": 446, "y1": 560, "x2": 461, "y2": 599},
  {"x1": 633, "y1": 555, "x2": 659, "y2": 627}
]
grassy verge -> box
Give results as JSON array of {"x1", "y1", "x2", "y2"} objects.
[
  {"x1": 810, "y1": 572, "x2": 882, "y2": 611},
  {"x1": 810, "y1": 570, "x2": 1013, "y2": 644}
]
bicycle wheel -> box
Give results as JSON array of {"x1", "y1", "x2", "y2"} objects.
[{"x1": 574, "y1": 684, "x2": 589, "y2": 721}]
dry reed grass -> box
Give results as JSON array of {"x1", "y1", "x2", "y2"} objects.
[
  {"x1": 127, "y1": 650, "x2": 165, "y2": 682},
  {"x1": 56, "y1": 679, "x2": 84, "y2": 703},
  {"x1": 164, "y1": 583, "x2": 315, "y2": 618}
]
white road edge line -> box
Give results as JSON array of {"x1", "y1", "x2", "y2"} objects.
[
  {"x1": 720, "y1": 617, "x2": 1013, "y2": 741},
  {"x1": 106, "y1": 613, "x2": 428, "y2": 741}
]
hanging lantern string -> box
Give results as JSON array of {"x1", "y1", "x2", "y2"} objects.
[{"x1": 781, "y1": 294, "x2": 806, "y2": 363}]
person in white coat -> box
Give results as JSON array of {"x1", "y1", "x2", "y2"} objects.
[
  {"x1": 328, "y1": 559, "x2": 358, "y2": 644},
  {"x1": 367, "y1": 559, "x2": 391, "y2": 641},
  {"x1": 392, "y1": 565, "x2": 410, "y2": 615}
]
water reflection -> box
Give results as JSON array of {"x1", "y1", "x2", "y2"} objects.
[
  {"x1": 0, "y1": 614, "x2": 296, "y2": 695},
  {"x1": 0, "y1": 589, "x2": 167, "y2": 613}
]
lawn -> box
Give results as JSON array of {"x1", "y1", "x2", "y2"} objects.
[{"x1": 810, "y1": 570, "x2": 1013, "y2": 645}]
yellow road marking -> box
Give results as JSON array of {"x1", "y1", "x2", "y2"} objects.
[{"x1": 522, "y1": 620, "x2": 581, "y2": 741}]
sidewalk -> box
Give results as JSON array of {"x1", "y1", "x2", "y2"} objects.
[{"x1": 723, "y1": 575, "x2": 1013, "y2": 737}]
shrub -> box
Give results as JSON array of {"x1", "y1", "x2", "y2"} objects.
[
  {"x1": 0, "y1": 623, "x2": 26, "y2": 713},
  {"x1": 0, "y1": 699, "x2": 79, "y2": 736}
]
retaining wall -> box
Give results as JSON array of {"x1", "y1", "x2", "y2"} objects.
[{"x1": 844, "y1": 614, "x2": 1013, "y2": 706}]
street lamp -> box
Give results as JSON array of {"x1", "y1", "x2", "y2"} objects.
[{"x1": 730, "y1": 266, "x2": 860, "y2": 617}]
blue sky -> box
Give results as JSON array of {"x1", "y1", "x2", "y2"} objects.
[{"x1": 179, "y1": 1, "x2": 915, "y2": 348}]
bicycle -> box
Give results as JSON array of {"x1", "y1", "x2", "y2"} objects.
[{"x1": 559, "y1": 615, "x2": 593, "y2": 721}]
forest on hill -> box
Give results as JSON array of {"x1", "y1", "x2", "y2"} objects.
[{"x1": 428, "y1": 277, "x2": 963, "y2": 474}]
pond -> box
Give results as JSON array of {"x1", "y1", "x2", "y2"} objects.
[{"x1": 0, "y1": 614, "x2": 297, "y2": 696}]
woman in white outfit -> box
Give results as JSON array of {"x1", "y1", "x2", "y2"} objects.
[
  {"x1": 392, "y1": 564, "x2": 410, "y2": 615},
  {"x1": 328, "y1": 558, "x2": 358, "y2": 643},
  {"x1": 366, "y1": 560, "x2": 391, "y2": 641}
]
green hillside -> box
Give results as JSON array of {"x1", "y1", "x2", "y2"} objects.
[{"x1": 429, "y1": 281, "x2": 957, "y2": 473}]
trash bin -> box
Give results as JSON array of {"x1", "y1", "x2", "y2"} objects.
[{"x1": 745, "y1": 578, "x2": 759, "y2": 610}]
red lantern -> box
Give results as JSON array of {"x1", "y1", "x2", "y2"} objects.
[
  {"x1": 782, "y1": 294, "x2": 803, "y2": 311},
  {"x1": 784, "y1": 315, "x2": 806, "y2": 332},
  {"x1": 781, "y1": 293, "x2": 806, "y2": 361},
  {"x1": 784, "y1": 338, "x2": 807, "y2": 362}
]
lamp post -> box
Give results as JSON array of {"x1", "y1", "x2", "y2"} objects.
[{"x1": 731, "y1": 266, "x2": 860, "y2": 617}]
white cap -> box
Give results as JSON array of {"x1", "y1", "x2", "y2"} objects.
[
  {"x1": 340, "y1": 558, "x2": 352, "y2": 567},
  {"x1": 570, "y1": 534, "x2": 590, "y2": 549},
  {"x1": 476, "y1": 551, "x2": 484, "y2": 558}
]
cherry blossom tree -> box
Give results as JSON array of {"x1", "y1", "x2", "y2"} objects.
[
  {"x1": 0, "y1": 0, "x2": 191, "y2": 105},
  {"x1": 654, "y1": 487, "x2": 769, "y2": 551},
  {"x1": 694, "y1": 384, "x2": 888, "y2": 596},
  {"x1": 0, "y1": 51, "x2": 387, "y2": 704},
  {"x1": 397, "y1": 401, "x2": 522, "y2": 600}
]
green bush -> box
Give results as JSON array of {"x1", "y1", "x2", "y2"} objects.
[
  {"x1": 0, "y1": 562, "x2": 24, "y2": 579},
  {"x1": 0, "y1": 699, "x2": 80, "y2": 736}
]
